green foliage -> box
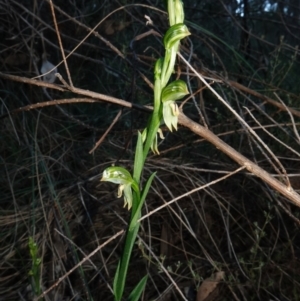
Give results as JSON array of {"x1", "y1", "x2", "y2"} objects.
[
  {"x1": 28, "y1": 237, "x2": 42, "y2": 297},
  {"x1": 127, "y1": 275, "x2": 148, "y2": 301},
  {"x1": 100, "y1": 1, "x2": 190, "y2": 300}
]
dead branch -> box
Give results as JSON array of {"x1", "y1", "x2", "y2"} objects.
[{"x1": 1, "y1": 72, "x2": 300, "y2": 208}]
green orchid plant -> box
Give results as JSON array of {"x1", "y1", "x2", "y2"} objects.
[
  {"x1": 101, "y1": 1, "x2": 190, "y2": 300},
  {"x1": 28, "y1": 237, "x2": 42, "y2": 297}
]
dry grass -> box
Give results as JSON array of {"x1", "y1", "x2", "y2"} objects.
[{"x1": 1, "y1": 0, "x2": 300, "y2": 300}]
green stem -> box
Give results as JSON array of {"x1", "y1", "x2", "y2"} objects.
[
  {"x1": 114, "y1": 207, "x2": 140, "y2": 301},
  {"x1": 161, "y1": 44, "x2": 179, "y2": 87},
  {"x1": 111, "y1": 2, "x2": 188, "y2": 300}
]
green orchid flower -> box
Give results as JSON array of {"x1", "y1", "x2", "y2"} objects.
[
  {"x1": 161, "y1": 23, "x2": 190, "y2": 87},
  {"x1": 163, "y1": 23, "x2": 190, "y2": 50},
  {"x1": 101, "y1": 166, "x2": 138, "y2": 210},
  {"x1": 117, "y1": 184, "x2": 133, "y2": 210},
  {"x1": 167, "y1": 0, "x2": 185, "y2": 26},
  {"x1": 142, "y1": 127, "x2": 165, "y2": 155},
  {"x1": 152, "y1": 128, "x2": 165, "y2": 154},
  {"x1": 162, "y1": 100, "x2": 179, "y2": 131},
  {"x1": 161, "y1": 80, "x2": 189, "y2": 131}
]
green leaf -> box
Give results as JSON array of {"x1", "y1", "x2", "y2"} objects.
[
  {"x1": 113, "y1": 261, "x2": 121, "y2": 301},
  {"x1": 163, "y1": 23, "x2": 190, "y2": 50},
  {"x1": 133, "y1": 132, "x2": 144, "y2": 183},
  {"x1": 129, "y1": 172, "x2": 156, "y2": 231},
  {"x1": 127, "y1": 275, "x2": 148, "y2": 301},
  {"x1": 114, "y1": 223, "x2": 140, "y2": 301},
  {"x1": 140, "y1": 172, "x2": 156, "y2": 211}
]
